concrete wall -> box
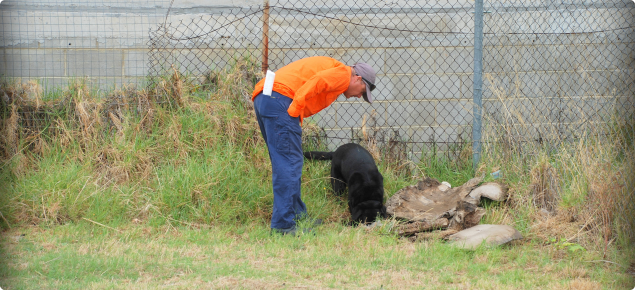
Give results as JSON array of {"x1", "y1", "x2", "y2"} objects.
[
  {"x1": 0, "y1": 0, "x2": 171, "y2": 89},
  {"x1": 1, "y1": 0, "x2": 634, "y2": 158},
  {"x1": 0, "y1": 0, "x2": 261, "y2": 87}
]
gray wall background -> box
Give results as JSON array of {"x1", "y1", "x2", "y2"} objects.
[{"x1": 1, "y1": 0, "x2": 634, "y2": 157}]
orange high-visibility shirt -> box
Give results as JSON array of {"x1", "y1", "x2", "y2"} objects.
[{"x1": 251, "y1": 56, "x2": 351, "y2": 124}]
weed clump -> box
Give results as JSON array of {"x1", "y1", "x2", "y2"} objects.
[
  {"x1": 530, "y1": 155, "x2": 560, "y2": 214},
  {"x1": 480, "y1": 72, "x2": 635, "y2": 252},
  {"x1": 0, "y1": 56, "x2": 268, "y2": 227}
]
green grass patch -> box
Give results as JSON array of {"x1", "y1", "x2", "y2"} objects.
[{"x1": 1, "y1": 224, "x2": 633, "y2": 289}]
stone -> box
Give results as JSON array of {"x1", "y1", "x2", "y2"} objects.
[
  {"x1": 446, "y1": 224, "x2": 523, "y2": 250},
  {"x1": 468, "y1": 182, "x2": 509, "y2": 202}
]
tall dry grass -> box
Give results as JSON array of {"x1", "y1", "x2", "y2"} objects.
[
  {"x1": 480, "y1": 73, "x2": 635, "y2": 251},
  {"x1": 0, "y1": 56, "x2": 269, "y2": 227}
]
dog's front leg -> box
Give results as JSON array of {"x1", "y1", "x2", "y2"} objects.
[{"x1": 331, "y1": 177, "x2": 347, "y2": 196}]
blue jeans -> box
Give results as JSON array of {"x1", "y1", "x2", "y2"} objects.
[{"x1": 253, "y1": 91, "x2": 307, "y2": 229}]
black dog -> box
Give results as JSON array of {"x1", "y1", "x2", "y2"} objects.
[{"x1": 304, "y1": 143, "x2": 387, "y2": 224}]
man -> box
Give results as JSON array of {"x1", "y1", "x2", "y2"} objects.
[{"x1": 251, "y1": 56, "x2": 377, "y2": 235}]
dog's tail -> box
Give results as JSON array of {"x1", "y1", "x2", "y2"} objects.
[{"x1": 303, "y1": 151, "x2": 334, "y2": 160}]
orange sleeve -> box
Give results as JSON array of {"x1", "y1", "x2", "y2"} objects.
[{"x1": 287, "y1": 66, "x2": 350, "y2": 120}]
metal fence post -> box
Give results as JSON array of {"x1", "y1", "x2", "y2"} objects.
[{"x1": 472, "y1": 0, "x2": 484, "y2": 170}]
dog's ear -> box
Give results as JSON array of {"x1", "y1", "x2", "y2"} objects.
[
  {"x1": 348, "y1": 172, "x2": 364, "y2": 185},
  {"x1": 350, "y1": 207, "x2": 362, "y2": 223}
]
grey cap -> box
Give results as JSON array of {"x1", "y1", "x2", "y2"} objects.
[{"x1": 352, "y1": 62, "x2": 377, "y2": 103}]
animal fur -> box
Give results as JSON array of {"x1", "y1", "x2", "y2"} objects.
[{"x1": 304, "y1": 143, "x2": 386, "y2": 224}]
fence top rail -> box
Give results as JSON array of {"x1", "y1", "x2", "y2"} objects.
[{"x1": 2, "y1": 0, "x2": 630, "y2": 11}]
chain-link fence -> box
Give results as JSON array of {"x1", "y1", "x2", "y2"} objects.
[
  {"x1": 0, "y1": 0, "x2": 167, "y2": 91},
  {"x1": 481, "y1": 1, "x2": 634, "y2": 156},
  {"x1": 1, "y1": 0, "x2": 634, "y2": 160},
  {"x1": 147, "y1": 0, "x2": 635, "y2": 161},
  {"x1": 149, "y1": 1, "x2": 481, "y2": 160}
]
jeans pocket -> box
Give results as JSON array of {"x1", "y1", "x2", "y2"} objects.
[
  {"x1": 275, "y1": 116, "x2": 290, "y2": 153},
  {"x1": 276, "y1": 130, "x2": 290, "y2": 153}
]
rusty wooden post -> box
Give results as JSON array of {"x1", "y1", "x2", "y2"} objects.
[{"x1": 261, "y1": 0, "x2": 269, "y2": 74}]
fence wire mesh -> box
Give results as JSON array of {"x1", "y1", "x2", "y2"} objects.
[
  {"x1": 481, "y1": 1, "x2": 635, "y2": 154},
  {"x1": 146, "y1": 0, "x2": 634, "y2": 160},
  {"x1": 0, "y1": 0, "x2": 166, "y2": 90},
  {"x1": 1, "y1": 0, "x2": 634, "y2": 161},
  {"x1": 148, "y1": 1, "x2": 482, "y2": 160}
]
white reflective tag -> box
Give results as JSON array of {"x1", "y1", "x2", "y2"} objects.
[{"x1": 263, "y1": 70, "x2": 275, "y2": 96}]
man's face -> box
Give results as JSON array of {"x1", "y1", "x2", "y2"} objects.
[{"x1": 344, "y1": 75, "x2": 366, "y2": 100}]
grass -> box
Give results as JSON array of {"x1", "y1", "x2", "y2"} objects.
[
  {"x1": 479, "y1": 72, "x2": 635, "y2": 250},
  {"x1": 1, "y1": 223, "x2": 633, "y2": 289},
  {"x1": 1, "y1": 58, "x2": 634, "y2": 288}
]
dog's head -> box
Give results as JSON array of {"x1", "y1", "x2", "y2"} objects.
[{"x1": 350, "y1": 200, "x2": 387, "y2": 224}]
